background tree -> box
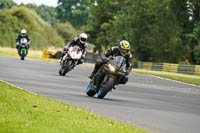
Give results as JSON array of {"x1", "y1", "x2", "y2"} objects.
[
  {"x1": 86, "y1": 0, "x2": 200, "y2": 64},
  {"x1": 26, "y1": 4, "x2": 58, "y2": 25},
  {"x1": 193, "y1": 21, "x2": 200, "y2": 64},
  {"x1": 170, "y1": 0, "x2": 200, "y2": 63},
  {"x1": 0, "y1": 0, "x2": 16, "y2": 9},
  {"x1": 86, "y1": 0, "x2": 127, "y2": 53},
  {"x1": 54, "y1": 22, "x2": 81, "y2": 43},
  {"x1": 0, "y1": 7, "x2": 64, "y2": 49},
  {"x1": 56, "y1": 0, "x2": 89, "y2": 28}
]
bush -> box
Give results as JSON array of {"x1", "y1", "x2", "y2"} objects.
[
  {"x1": 0, "y1": 6, "x2": 64, "y2": 49},
  {"x1": 54, "y1": 22, "x2": 81, "y2": 44},
  {"x1": 194, "y1": 45, "x2": 200, "y2": 64},
  {"x1": 193, "y1": 22, "x2": 200, "y2": 64}
]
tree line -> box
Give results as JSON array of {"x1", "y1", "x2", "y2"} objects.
[
  {"x1": 56, "y1": 0, "x2": 200, "y2": 64},
  {"x1": 0, "y1": 0, "x2": 81, "y2": 50},
  {"x1": 0, "y1": 0, "x2": 200, "y2": 64}
]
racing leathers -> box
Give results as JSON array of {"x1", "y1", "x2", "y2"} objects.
[
  {"x1": 16, "y1": 34, "x2": 30, "y2": 49},
  {"x1": 89, "y1": 46, "x2": 133, "y2": 84},
  {"x1": 61, "y1": 37, "x2": 87, "y2": 64}
]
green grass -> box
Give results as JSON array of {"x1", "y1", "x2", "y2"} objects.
[
  {"x1": 0, "y1": 81, "x2": 148, "y2": 133},
  {"x1": 133, "y1": 69, "x2": 200, "y2": 86},
  {"x1": 0, "y1": 48, "x2": 58, "y2": 62}
]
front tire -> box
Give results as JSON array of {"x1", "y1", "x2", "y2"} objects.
[
  {"x1": 59, "y1": 60, "x2": 72, "y2": 76},
  {"x1": 20, "y1": 50, "x2": 25, "y2": 60},
  {"x1": 97, "y1": 77, "x2": 115, "y2": 99}
]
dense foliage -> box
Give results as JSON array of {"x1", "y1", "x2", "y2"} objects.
[
  {"x1": 0, "y1": 0, "x2": 200, "y2": 64},
  {"x1": 56, "y1": 0, "x2": 89, "y2": 28},
  {"x1": 85, "y1": 0, "x2": 200, "y2": 64},
  {"x1": 26, "y1": 4, "x2": 58, "y2": 25},
  {"x1": 54, "y1": 22, "x2": 81, "y2": 43},
  {"x1": 0, "y1": 0, "x2": 16, "y2": 9},
  {"x1": 194, "y1": 22, "x2": 200, "y2": 64},
  {"x1": 0, "y1": 7, "x2": 64, "y2": 49}
]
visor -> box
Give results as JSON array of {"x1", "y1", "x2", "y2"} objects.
[
  {"x1": 121, "y1": 49, "x2": 129, "y2": 53},
  {"x1": 81, "y1": 37, "x2": 87, "y2": 42}
]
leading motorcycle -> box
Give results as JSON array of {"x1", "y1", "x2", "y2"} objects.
[
  {"x1": 59, "y1": 46, "x2": 83, "y2": 76},
  {"x1": 86, "y1": 56, "x2": 127, "y2": 99}
]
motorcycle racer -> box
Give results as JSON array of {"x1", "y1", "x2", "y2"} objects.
[
  {"x1": 16, "y1": 29, "x2": 30, "y2": 50},
  {"x1": 60, "y1": 33, "x2": 88, "y2": 65},
  {"x1": 88, "y1": 40, "x2": 133, "y2": 84}
]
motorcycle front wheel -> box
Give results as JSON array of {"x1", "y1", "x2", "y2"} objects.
[
  {"x1": 59, "y1": 60, "x2": 72, "y2": 76},
  {"x1": 97, "y1": 76, "x2": 115, "y2": 99}
]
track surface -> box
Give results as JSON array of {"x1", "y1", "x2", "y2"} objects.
[{"x1": 0, "y1": 56, "x2": 200, "y2": 133}]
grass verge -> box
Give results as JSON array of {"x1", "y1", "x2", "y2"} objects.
[
  {"x1": 0, "y1": 47, "x2": 58, "y2": 62},
  {"x1": 0, "y1": 81, "x2": 148, "y2": 133},
  {"x1": 133, "y1": 69, "x2": 200, "y2": 86}
]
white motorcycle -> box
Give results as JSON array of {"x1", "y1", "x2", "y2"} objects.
[{"x1": 59, "y1": 46, "x2": 83, "y2": 76}]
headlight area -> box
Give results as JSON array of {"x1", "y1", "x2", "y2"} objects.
[{"x1": 108, "y1": 64, "x2": 116, "y2": 72}]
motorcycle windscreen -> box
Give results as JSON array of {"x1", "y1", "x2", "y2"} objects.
[
  {"x1": 20, "y1": 38, "x2": 28, "y2": 44},
  {"x1": 113, "y1": 56, "x2": 126, "y2": 68},
  {"x1": 72, "y1": 46, "x2": 81, "y2": 51}
]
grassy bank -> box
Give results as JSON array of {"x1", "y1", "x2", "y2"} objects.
[
  {"x1": 0, "y1": 47, "x2": 58, "y2": 62},
  {"x1": 133, "y1": 69, "x2": 200, "y2": 86},
  {"x1": 0, "y1": 81, "x2": 148, "y2": 133}
]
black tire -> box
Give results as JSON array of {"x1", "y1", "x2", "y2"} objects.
[
  {"x1": 21, "y1": 50, "x2": 25, "y2": 60},
  {"x1": 59, "y1": 60, "x2": 72, "y2": 76},
  {"x1": 59, "y1": 68, "x2": 64, "y2": 76},
  {"x1": 97, "y1": 77, "x2": 115, "y2": 99},
  {"x1": 86, "y1": 81, "x2": 96, "y2": 97},
  {"x1": 21, "y1": 56, "x2": 24, "y2": 60}
]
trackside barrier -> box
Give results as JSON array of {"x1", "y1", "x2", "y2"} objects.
[
  {"x1": 137, "y1": 61, "x2": 200, "y2": 76},
  {"x1": 42, "y1": 49, "x2": 60, "y2": 58},
  {"x1": 195, "y1": 66, "x2": 200, "y2": 75},
  {"x1": 163, "y1": 63, "x2": 178, "y2": 73},
  {"x1": 42, "y1": 49, "x2": 50, "y2": 58}
]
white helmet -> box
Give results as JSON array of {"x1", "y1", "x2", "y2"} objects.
[
  {"x1": 79, "y1": 33, "x2": 87, "y2": 44},
  {"x1": 21, "y1": 29, "x2": 27, "y2": 36}
]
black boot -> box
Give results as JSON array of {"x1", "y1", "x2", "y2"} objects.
[
  {"x1": 89, "y1": 61, "x2": 102, "y2": 79},
  {"x1": 88, "y1": 72, "x2": 95, "y2": 79}
]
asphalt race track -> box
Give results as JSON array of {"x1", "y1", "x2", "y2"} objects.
[{"x1": 0, "y1": 56, "x2": 200, "y2": 133}]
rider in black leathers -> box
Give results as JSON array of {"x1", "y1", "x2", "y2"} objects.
[
  {"x1": 16, "y1": 29, "x2": 30, "y2": 49},
  {"x1": 60, "y1": 33, "x2": 88, "y2": 64},
  {"x1": 89, "y1": 40, "x2": 133, "y2": 84}
]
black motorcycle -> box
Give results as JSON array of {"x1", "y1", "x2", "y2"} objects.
[
  {"x1": 86, "y1": 56, "x2": 127, "y2": 99},
  {"x1": 59, "y1": 46, "x2": 83, "y2": 76},
  {"x1": 18, "y1": 38, "x2": 29, "y2": 60}
]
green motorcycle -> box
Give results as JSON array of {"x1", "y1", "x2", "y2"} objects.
[{"x1": 18, "y1": 38, "x2": 29, "y2": 60}]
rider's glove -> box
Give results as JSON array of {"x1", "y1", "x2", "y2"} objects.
[{"x1": 125, "y1": 70, "x2": 130, "y2": 75}]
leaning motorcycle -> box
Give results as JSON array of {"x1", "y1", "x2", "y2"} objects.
[
  {"x1": 59, "y1": 46, "x2": 83, "y2": 76},
  {"x1": 18, "y1": 38, "x2": 29, "y2": 60},
  {"x1": 86, "y1": 56, "x2": 127, "y2": 99}
]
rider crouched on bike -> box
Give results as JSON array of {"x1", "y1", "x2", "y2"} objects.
[
  {"x1": 60, "y1": 33, "x2": 88, "y2": 65},
  {"x1": 88, "y1": 40, "x2": 133, "y2": 85},
  {"x1": 16, "y1": 29, "x2": 30, "y2": 50}
]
